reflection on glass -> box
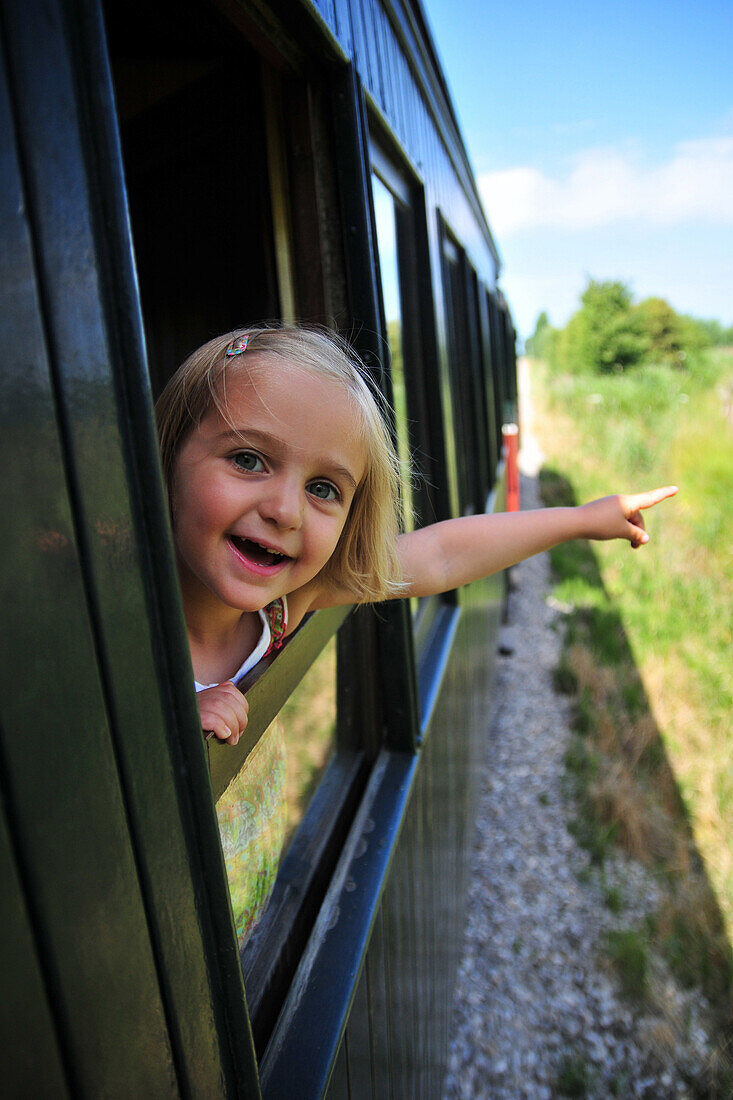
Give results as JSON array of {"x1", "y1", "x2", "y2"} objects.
[
  {"x1": 278, "y1": 637, "x2": 337, "y2": 848},
  {"x1": 216, "y1": 638, "x2": 337, "y2": 946},
  {"x1": 372, "y1": 174, "x2": 414, "y2": 532}
]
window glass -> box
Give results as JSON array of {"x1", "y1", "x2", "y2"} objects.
[
  {"x1": 488, "y1": 291, "x2": 507, "y2": 447},
  {"x1": 372, "y1": 162, "x2": 453, "y2": 641},
  {"x1": 442, "y1": 235, "x2": 478, "y2": 513},
  {"x1": 372, "y1": 174, "x2": 415, "y2": 533},
  {"x1": 107, "y1": 0, "x2": 359, "y2": 1052},
  {"x1": 278, "y1": 638, "x2": 337, "y2": 848},
  {"x1": 215, "y1": 638, "x2": 337, "y2": 949}
]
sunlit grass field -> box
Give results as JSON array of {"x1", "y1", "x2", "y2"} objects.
[
  {"x1": 531, "y1": 350, "x2": 732, "y2": 1057},
  {"x1": 534, "y1": 348, "x2": 732, "y2": 908}
]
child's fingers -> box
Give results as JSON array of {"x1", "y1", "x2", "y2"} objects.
[
  {"x1": 215, "y1": 681, "x2": 250, "y2": 728},
  {"x1": 627, "y1": 519, "x2": 649, "y2": 549},
  {"x1": 203, "y1": 717, "x2": 236, "y2": 743},
  {"x1": 620, "y1": 486, "x2": 677, "y2": 549},
  {"x1": 623, "y1": 485, "x2": 679, "y2": 513},
  {"x1": 198, "y1": 682, "x2": 249, "y2": 745}
]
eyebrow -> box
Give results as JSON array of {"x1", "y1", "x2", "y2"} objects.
[{"x1": 217, "y1": 428, "x2": 360, "y2": 492}]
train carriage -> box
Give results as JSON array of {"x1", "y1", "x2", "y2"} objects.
[{"x1": 0, "y1": 0, "x2": 517, "y2": 1094}]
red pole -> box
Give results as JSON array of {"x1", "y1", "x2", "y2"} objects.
[{"x1": 502, "y1": 423, "x2": 520, "y2": 512}]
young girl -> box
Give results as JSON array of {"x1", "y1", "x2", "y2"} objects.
[{"x1": 156, "y1": 324, "x2": 677, "y2": 943}]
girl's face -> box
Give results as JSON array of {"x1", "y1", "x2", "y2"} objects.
[{"x1": 171, "y1": 361, "x2": 366, "y2": 620}]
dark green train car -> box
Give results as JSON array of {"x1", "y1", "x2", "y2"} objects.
[{"x1": 0, "y1": 0, "x2": 517, "y2": 1094}]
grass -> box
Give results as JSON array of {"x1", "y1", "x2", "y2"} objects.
[
  {"x1": 531, "y1": 349, "x2": 733, "y2": 1053},
  {"x1": 555, "y1": 1052, "x2": 594, "y2": 1097},
  {"x1": 602, "y1": 880, "x2": 624, "y2": 914},
  {"x1": 604, "y1": 928, "x2": 649, "y2": 999}
]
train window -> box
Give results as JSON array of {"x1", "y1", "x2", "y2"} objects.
[
  {"x1": 441, "y1": 231, "x2": 482, "y2": 513},
  {"x1": 464, "y1": 265, "x2": 492, "y2": 504},
  {"x1": 277, "y1": 638, "x2": 337, "y2": 846},
  {"x1": 474, "y1": 281, "x2": 500, "y2": 480},
  {"x1": 370, "y1": 148, "x2": 446, "y2": 644},
  {"x1": 104, "y1": 0, "x2": 368, "y2": 1054},
  {"x1": 372, "y1": 173, "x2": 416, "y2": 532},
  {"x1": 215, "y1": 634, "x2": 357, "y2": 1054},
  {"x1": 105, "y1": 5, "x2": 281, "y2": 396},
  {"x1": 465, "y1": 267, "x2": 498, "y2": 495},
  {"x1": 215, "y1": 638, "x2": 337, "y2": 957},
  {"x1": 503, "y1": 307, "x2": 519, "y2": 422},
  {"x1": 487, "y1": 290, "x2": 507, "y2": 445}
]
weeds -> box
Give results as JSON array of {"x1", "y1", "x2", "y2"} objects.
[
  {"x1": 604, "y1": 928, "x2": 649, "y2": 999},
  {"x1": 533, "y1": 352, "x2": 733, "y2": 1064},
  {"x1": 555, "y1": 1052, "x2": 594, "y2": 1097},
  {"x1": 602, "y1": 881, "x2": 624, "y2": 913}
]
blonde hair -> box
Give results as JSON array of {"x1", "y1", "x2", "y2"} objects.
[{"x1": 155, "y1": 325, "x2": 405, "y2": 602}]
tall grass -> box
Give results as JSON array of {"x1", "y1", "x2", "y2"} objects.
[
  {"x1": 535, "y1": 350, "x2": 732, "y2": 915},
  {"x1": 532, "y1": 350, "x2": 733, "y2": 1062}
]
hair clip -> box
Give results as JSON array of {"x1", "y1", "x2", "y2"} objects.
[{"x1": 226, "y1": 334, "x2": 251, "y2": 357}]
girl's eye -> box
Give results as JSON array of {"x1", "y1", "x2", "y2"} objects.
[
  {"x1": 233, "y1": 451, "x2": 265, "y2": 473},
  {"x1": 307, "y1": 480, "x2": 340, "y2": 502}
]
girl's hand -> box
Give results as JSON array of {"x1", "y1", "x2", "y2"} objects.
[
  {"x1": 579, "y1": 486, "x2": 678, "y2": 548},
  {"x1": 197, "y1": 681, "x2": 249, "y2": 746}
]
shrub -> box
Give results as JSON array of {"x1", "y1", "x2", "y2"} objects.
[
  {"x1": 542, "y1": 278, "x2": 715, "y2": 374},
  {"x1": 635, "y1": 296, "x2": 709, "y2": 367},
  {"x1": 573, "y1": 279, "x2": 647, "y2": 373}
]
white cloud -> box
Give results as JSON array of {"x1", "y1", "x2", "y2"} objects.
[{"x1": 480, "y1": 137, "x2": 733, "y2": 236}]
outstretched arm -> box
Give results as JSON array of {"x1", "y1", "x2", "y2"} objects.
[{"x1": 396, "y1": 487, "x2": 678, "y2": 599}]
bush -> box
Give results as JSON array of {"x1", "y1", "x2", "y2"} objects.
[
  {"x1": 635, "y1": 297, "x2": 709, "y2": 366},
  {"x1": 695, "y1": 317, "x2": 733, "y2": 346},
  {"x1": 542, "y1": 278, "x2": 716, "y2": 375},
  {"x1": 575, "y1": 279, "x2": 648, "y2": 373}
]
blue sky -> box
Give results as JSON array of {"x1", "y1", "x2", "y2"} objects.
[{"x1": 422, "y1": 0, "x2": 733, "y2": 340}]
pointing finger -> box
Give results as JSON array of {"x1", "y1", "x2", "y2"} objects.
[{"x1": 626, "y1": 486, "x2": 678, "y2": 512}]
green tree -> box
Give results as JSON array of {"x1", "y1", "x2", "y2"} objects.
[
  {"x1": 547, "y1": 279, "x2": 722, "y2": 374},
  {"x1": 692, "y1": 317, "x2": 733, "y2": 347},
  {"x1": 574, "y1": 279, "x2": 647, "y2": 373},
  {"x1": 635, "y1": 297, "x2": 708, "y2": 367},
  {"x1": 526, "y1": 310, "x2": 551, "y2": 359}
]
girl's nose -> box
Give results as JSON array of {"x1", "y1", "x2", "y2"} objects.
[{"x1": 259, "y1": 476, "x2": 303, "y2": 529}]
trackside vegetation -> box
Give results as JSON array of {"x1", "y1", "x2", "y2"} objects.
[
  {"x1": 526, "y1": 278, "x2": 728, "y2": 375},
  {"x1": 528, "y1": 291, "x2": 732, "y2": 1091}
]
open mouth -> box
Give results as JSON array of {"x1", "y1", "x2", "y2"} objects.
[{"x1": 229, "y1": 535, "x2": 290, "y2": 569}]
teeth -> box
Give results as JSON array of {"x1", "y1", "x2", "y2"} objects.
[
  {"x1": 255, "y1": 541, "x2": 281, "y2": 558},
  {"x1": 232, "y1": 535, "x2": 286, "y2": 563}
]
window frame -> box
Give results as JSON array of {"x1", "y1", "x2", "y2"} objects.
[
  {"x1": 369, "y1": 140, "x2": 452, "y2": 660},
  {"x1": 103, "y1": 1, "x2": 392, "y2": 1058},
  {"x1": 440, "y1": 224, "x2": 483, "y2": 514},
  {"x1": 487, "y1": 288, "x2": 508, "y2": 439}
]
